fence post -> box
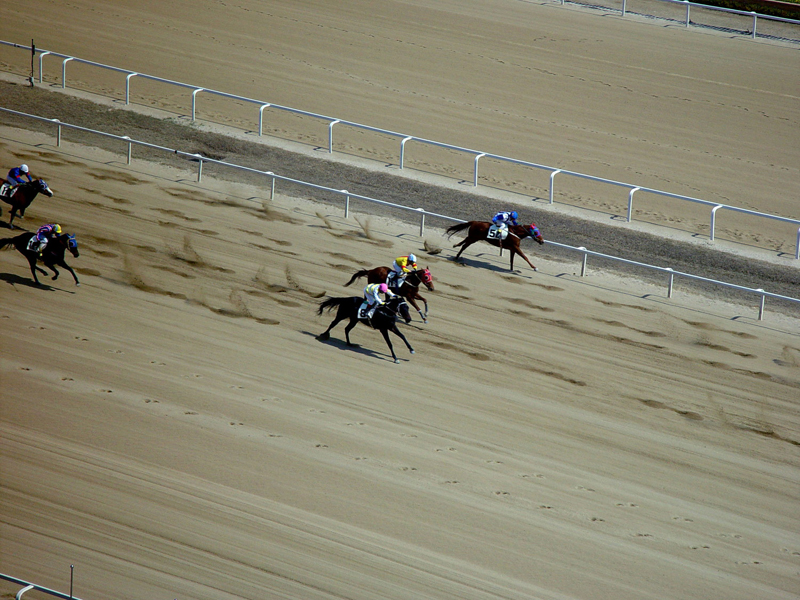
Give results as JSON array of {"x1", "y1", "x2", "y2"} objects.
[
  {"x1": 751, "y1": 12, "x2": 758, "y2": 39},
  {"x1": 757, "y1": 289, "x2": 765, "y2": 320},
  {"x1": 399, "y1": 136, "x2": 413, "y2": 169},
  {"x1": 579, "y1": 247, "x2": 588, "y2": 276},
  {"x1": 123, "y1": 136, "x2": 132, "y2": 164},
  {"x1": 38, "y1": 50, "x2": 51, "y2": 83},
  {"x1": 195, "y1": 156, "x2": 203, "y2": 182},
  {"x1": 52, "y1": 118, "x2": 61, "y2": 147},
  {"x1": 258, "y1": 104, "x2": 271, "y2": 136},
  {"x1": 710, "y1": 205, "x2": 723, "y2": 241},
  {"x1": 125, "y1": 73, "x2": 137, "y2": 105},
  {"x1": 417, "y1": 208, "x2": 425, "y2": 236},
  {"x1": 627, "y1": 187, "x2": 640, "y2": 222},
  {"x1": 622, "y1": 0, "x2": 627, "y2": 16},
  {"x1": 343, "y1": 190, "x2": 349, "y2": 219},
  {"x1": 61, "y1": 57, "x2": 74, "y2": 89},
  {"x1": 15, "y1": 585, "x2": 34, "y2": 600},
  {"x1": 549, "y1": 169, "x2": 561, "y2": 205},
  {"x1": 685, "y1": 1, "x2": 691, "y2": 27},
  {"x1": 666, "y1": 268, "x2": 674, "y2": 298},
  {"x1": 473, "y1": 153, "x2": 486, "y2": 187},
  {"x1": 191, "y1": 88, "x2": 203, "y2": 121},
  {"x1": 266, "y1": 172, "x2": 275, "y2": 200},
  {"x1": 328, "y1": 120, "x2": 340, "y2": 153}
]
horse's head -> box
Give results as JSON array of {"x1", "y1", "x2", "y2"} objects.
[
  {"x1": 415, "y1": 267, "x2": 434, "y2": 291},
  {"x1": 527, "y1": 223, "x2": 544, "y2": 245},
  {"x1": 35, "y1": 179, "x2": 54, "y2": 197},
  {"x1": 56, "y1": 233, "x2": 79, "y2": 257},
  {"x1": 389, "y1": 296, "x2": 413, "y2": 324}
]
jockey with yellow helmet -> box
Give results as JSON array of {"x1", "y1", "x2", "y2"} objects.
[{"x1": 33, "y1": 223, "x2": 62, "y2": 255}]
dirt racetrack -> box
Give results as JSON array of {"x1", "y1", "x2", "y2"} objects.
[{"x1": 1, "y1": 2, "x2": 799, "y2": 600}]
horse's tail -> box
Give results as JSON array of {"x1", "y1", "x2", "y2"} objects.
[
  {"x1": 344, "y1": 269, "x2": 370, "y2": 287},
  {"x1": 445, "y1": 221, "x2": 471, "y2": 239},
  {"x1": 317, "y1": 296, "x2": 350, "y2": 315}
]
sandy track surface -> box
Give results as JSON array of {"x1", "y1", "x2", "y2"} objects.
[{"x1": 1, "y1": 2, "x2": 799, "y2": 600}]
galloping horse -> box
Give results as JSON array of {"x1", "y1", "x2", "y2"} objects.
[
  {"x1": 344, "y1": 266, "x2": 434, "y2": 323},
  {"x1": 445, "y1": 221, "x2": 544, "y2": 271},
  {"x1": 0, "y1": 179, "x2": 54, "y2": 228},
  {"x1": 317, "y1": 295, "x2": 415, "y2": 363},
  {"x1": 0, "y1": 231, "x2": 80, "y2": 286}
]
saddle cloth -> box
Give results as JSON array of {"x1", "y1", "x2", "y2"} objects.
[
  {"x1": 26, "y1": 237, "x2": 41, "y2": 253},
  {"x1": 358, "y1": 301, "x2": 374, "y2": 321},
  {"x1": 0, "y1": 182, "x2": 11, "y2": 198},
  {"x1": 487, "y1": 224, "x2": 509, "y2": 240},
  {"x1": 386, "y1": 272, "x2": 405, "y2": 288}
]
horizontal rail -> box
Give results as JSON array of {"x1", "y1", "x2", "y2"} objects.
[
  {"x1": 1, "y1": 106, "x2": 797, "y2": 321},
  {"x1": 2, "y1": 39, "x2": 799, "y2": 259},
  {"x1": 0, "y1": 573, "x2": 82, "y2": 600}
]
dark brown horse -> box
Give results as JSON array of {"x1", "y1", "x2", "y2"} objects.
[
  {"x1": 344, "y1": 266, "x2": 434, "y2": 323},
  {"x1": 0, "y1": 231, "x2": 80, "y2": 286},
  {"x1": 0, "y1": 179, "x2": 54, "y2": 228},
  {"x1": 445, "y1": 221, "x2": 544, "y2": 271},
  {"x1": 317, "y1": 295, "x2": 414, "y2": 363}
]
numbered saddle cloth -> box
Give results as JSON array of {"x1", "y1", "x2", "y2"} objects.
[
  {"x1": 487, "y1": 224, "x2": 509, "y2": 240},
  {"x1": 358, "y1": 301, "x2": 374, "y2": 320}
]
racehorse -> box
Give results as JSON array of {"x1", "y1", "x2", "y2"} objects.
[
  {"x1": 445, "y1": 221, "x2": 544, "y2": 271},
  {"x1": 343, "y1": 266, "x2": 434, "y2": 323},
  {"x1": 0, "y1": 231, "x2": 80, "y2": 286},
  {"x1": 0, "y1": 179, "x2": 54, "y2": 228},
  {"x1": 317, "y1": 295, "x2": 415, "y2": 363}
]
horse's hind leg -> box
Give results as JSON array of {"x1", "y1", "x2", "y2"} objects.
[
  {"x1": 27, "y1": 257, "x2": 43, "y2": 285},
  {"x1": 318, "y1": 312, "x2": 345, "y2": 341},
  {"x1": 453, "y1": 238, "x2": 475, "y2": 260},
  {"x1": 344, "y1": 317, "x2": 359, "y2": 346}
]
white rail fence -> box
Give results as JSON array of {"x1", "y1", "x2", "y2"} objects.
[
  {"x1": 1, "y1": 571, "x2": 80, "y2": 600},
  {"x1": 1, "y1": 106, "x2": 797, "y2": 321},
  {"x1": 1, "y1": 39, "x2": 799, "y2": 261}
]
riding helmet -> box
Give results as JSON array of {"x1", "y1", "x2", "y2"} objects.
[
  {"x1": 408, "y1": 253, "x2": 417, "y2": 263},
  {"x1": 378, "y1": 283, "x2": 389, "y2": 293},
  {"x1": 20, "y1": 164, "x2": 28, "y2": 173},
  {"x1": 511, "y1": 211, "x2": 518, "y2": 220},
  {"x1": 53, "y1": 224, "x2": 62, "y2": 234}
]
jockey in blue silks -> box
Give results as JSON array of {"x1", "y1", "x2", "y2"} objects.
[{"x1": 492, "y1": 210, "x2": 518, "y2": 230}]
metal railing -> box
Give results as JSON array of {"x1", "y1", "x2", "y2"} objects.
[
  {"x1": 1, "y1": 572, "x2": 81, "y2": 600},
  {"x1": 1, "y1": 106, "x2": 797, "y2": 321},
  {"x1": 1, "y1": 38, "x2": 799, "y2": 260}
]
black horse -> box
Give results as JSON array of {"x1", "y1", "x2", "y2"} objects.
[
  {"x1": 317, "y1": 295, "x2": 415, "y2": 363},
  {"x1": 0, "y1": 231, "x2": 80, "y2": 286},
  {"x1": 0, "y1": 179, "x2": 55, "y2": 228}
]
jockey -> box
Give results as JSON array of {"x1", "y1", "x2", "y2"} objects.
[
  {"x1": 7, "y1": 164, "x2": 32, "y2": 186},
  {"x1": 492, "y1": 210, "x2": 518, "y2": 231},
  {"x1": 389, "y1": 253, "x2": 418, "y2": 285},
  {"x1": 33, "y1": 223, "x2": 61, "y2": 255},
  {"x1": 2, "y1": 164, "x2": 32, "y2": 197},
  {"x1": 363, "y1": 282, "x2": 396, "y2": 319}
]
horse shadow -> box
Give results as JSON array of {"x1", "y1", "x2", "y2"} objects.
[
  {"x1": 0, "y1": 271, "x2": 56, "y2": 290},
  {"x1": 300, "y1": 330, "x2": 410, "y2": 363},
  {"x1": 448, "y1": 253, "x2": 532, "y2": 276}
]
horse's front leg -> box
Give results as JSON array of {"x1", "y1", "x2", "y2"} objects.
[
  {"x1": 380, "y1": 329, "x2": 399, "y2": 363},
  {"x1": 390, "y1": 325, "x2": 415, "y2": 356},
  {"x1": 413, "y1": 292, "x2": 428, "y2": 323},
  {"x1": 514, "y1": 247, "x2": 537, "y2": 271}
]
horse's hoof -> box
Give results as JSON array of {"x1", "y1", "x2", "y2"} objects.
[
  {"x1": 410, "y1": 350, "x2": 416, "y2": 354},
  {"x1": 394, "y1": 358, "x2": 400, "y2": 364},
  {"x1": 76, "y1": 283, "x2": 81, "y2": 287},
  {"x1": 317, "y1": 333, "x2": 329, "y2": 341}
]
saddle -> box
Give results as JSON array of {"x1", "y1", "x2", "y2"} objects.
[
  {"x1": 487, "y1": 224, "x2": 509, "y2": 241},
  {"x1": 387, "y1": 272, "x2": 405, "y2": 289}
]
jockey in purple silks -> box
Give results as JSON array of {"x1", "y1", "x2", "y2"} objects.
[{"x1": 33, "y1": 223, "x2": 61, "y2": 255}]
